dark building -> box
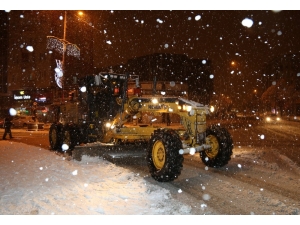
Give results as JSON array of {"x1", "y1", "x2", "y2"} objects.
[
  {"x1": 261, "y1": 53, "x2": 300, "y2": 116},
  {"x1": 107, "y1": 53, "x2": 214, "y2": 105},
  {"x1": 0, "y1": 11, "x2": 9, "y2": 94},
  {"x1": 0, "y1": 11, "x2": 10, "y2": 117}
]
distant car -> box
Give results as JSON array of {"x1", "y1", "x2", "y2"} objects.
[
  {"x1": 262, "y1": 113, "x2": 281, "y2": 123},
  {"x1": 0, "y1": 116, "x2": 37, "y2": 128}
]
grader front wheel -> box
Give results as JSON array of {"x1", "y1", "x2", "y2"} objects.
[
  {"x1": 200, "y1": 125, "x2": 233, "y2": 168},
  {"x1": 147, "y1": 129, "x2": 183, "y2": 182},
  {"x1": 152, "y1": 140, "x2": 166, "y2": 170}
]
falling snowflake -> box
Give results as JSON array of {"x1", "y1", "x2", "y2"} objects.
[
  {"x1": 9, "y1": 108, "x2": 17, "y2": 116},
  {"x1": 242, "y1": 18, "x2": 253, "y2": 28},
  {"x1": 200, "y1": 203, "x2": 207, "y2": 208},
  {"x1": 156, "y1": 18, "x2": 163, "y2": 24},
  {"x1": 195, "y1": 15, "x2": 201, "y2": 21},
  {"x1": 62, "y1": 144, "x2": 69, "y2": 151},
  {"x1": 202, "y1": 194, "x2": 211, "y2": 201},
  {"x1": 26, "y1": 46, "x2": 34, "y2": 52},
  {"x1": 189, "y1": 147, "x2": 196, "y2": 155}
]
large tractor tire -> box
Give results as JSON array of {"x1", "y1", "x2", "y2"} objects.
[
  {"x1": 200, "y1": 125, "x2": 233, "y2": 168},
  {"x1": 147, "y1": 129, "x2": 184, "y2": 182},
  {"x1": 49, "y1": 123, "x2": 63, "y2": 151},
  {"x1": 61, "y1": 124, "x2": 79, "y2": 151}
]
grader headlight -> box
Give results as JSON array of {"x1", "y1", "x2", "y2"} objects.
[
  {"x1": 152, "y1": 98, "x2": 158, "y2": 104},
  {"x1": 182, "y1": 104, "x2": 192, "y2": 112}
]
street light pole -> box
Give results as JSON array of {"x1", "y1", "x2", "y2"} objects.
[
  {"x1": 62, "y1": 10, "x2": 67, "y2": 101},
  {"x1": 62, "y1": 11, "x2": 67, "y2": 71}
]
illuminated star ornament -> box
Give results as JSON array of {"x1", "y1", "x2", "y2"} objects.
[{"x1": 55, "y1": 59, "x2": 63, "y2": 88}]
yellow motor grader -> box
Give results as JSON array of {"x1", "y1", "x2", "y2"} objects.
[{"x1": 49, "y1": 72, "x2": 233, "y2": 182}]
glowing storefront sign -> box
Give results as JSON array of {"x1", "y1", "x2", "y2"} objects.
[
  {"x1": 14, "y1": 94, "x2": 31, "y2": 100},
  {"x1": 13, "y1": 90, "x2": 31, "y2": 100}
]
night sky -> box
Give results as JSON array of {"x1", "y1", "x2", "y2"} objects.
[{"x1": 80, "y1": 10, "x2": 300, "y2": 96}]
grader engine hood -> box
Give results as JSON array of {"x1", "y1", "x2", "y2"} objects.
[{"x1": 100, "y1": 96, "x2": 211, "y2": 145}]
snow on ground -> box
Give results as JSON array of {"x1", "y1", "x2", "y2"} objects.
[
  {"x1": 0, "y1": 141, "x2": 193, "y2": 215},
  {"x1": 0, "y1": 140, "x2": 297, "y2": 224}
]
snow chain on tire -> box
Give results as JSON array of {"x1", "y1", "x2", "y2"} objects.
[
  {"x1": 49, "y1": 123, "x2": 63, "y2": 151},
  {"x1": 201, "y1": 124, "x2": 233, "y2": 167},
  {"x1": 147, "y1": 129, "x2": 184, "y2": 182}
]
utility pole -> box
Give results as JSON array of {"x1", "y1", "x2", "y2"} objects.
[{"x1": 62, "y1": 10, "x2": 67, "y2": 101}]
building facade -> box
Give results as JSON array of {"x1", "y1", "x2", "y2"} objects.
[
  {"x1": 0, "y1": 10, "x2": 86, "y2": 119},
  {"x1": 261, "y1": 53, "x2": 300, "y2": 116}
]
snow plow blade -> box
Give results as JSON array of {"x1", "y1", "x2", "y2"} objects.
[{"x1": 72, "y1": 142, "x2": 147, "y2": 162}]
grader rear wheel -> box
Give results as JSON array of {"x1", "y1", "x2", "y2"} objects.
[
  {"x1": 61, "y1": 125, "x2": 78, "y2": 151},
  {"x1": 62, "y1": 128, "x2": 71, "y2": 151},
  {"x1": 147, "y1": 129, "x2": 183, "y2": 182},
  {"x1": 200, "y1": 125, "x2": 233, "y2": 168},
  {"x1": 49, "y1": 123, "x2": 63, "y2": 151}
]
